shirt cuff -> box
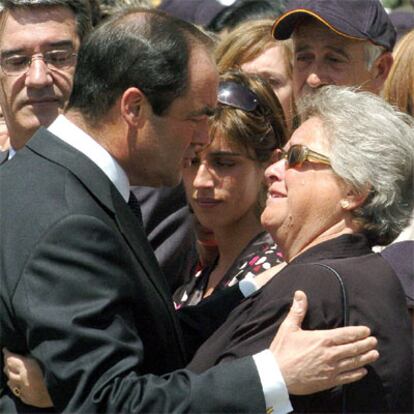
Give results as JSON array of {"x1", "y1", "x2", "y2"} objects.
[
  {"x1": 239, "y1": 275, "x2": 258, "y2": 297},
  {"x1": 253, "y1": 350, "x2": 293, "y2": 414}
]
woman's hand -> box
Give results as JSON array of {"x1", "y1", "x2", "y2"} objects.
[{"x1": 3, "y1": 348, "x2": 53, "y2": 408}]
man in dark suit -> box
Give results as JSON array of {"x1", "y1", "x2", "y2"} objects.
[
  {"x1": 0, "y1": 7, "x2": 379, "y2": 413},
  {"x1": 0, "y1": 0, "x2": 196, "y2": 292}
]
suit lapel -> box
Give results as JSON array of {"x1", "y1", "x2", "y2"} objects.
[
  {"x1": 27, "y1": 128, "x2": 116, "y2": 215},
  {"x1": 27, "y1": 128, "x2": 167, "y2": 293},
  {"x1": 0, "y1": 150, "x2": 9, "y2": 165}
]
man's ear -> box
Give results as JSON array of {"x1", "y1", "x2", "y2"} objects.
[
  {"x1": 120, "y1": 87, "x2": 145, "y2": 127},
  {"x1": 369, "y1": 52, "x2": 393, "y2": 94}
]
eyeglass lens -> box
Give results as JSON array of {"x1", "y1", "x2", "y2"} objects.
[
  {"x1": 286, "y1": 145, "x2": 305, "y2": 167},
  {"x1": 1, "y1": 50, "x2": 76, "y2": 76},
  {"x1": 273, "y1": 146, "x2": 305, "y2": 167},
  {"x1": 276, "y1": 145, "x2": 330, "y2": 168}
]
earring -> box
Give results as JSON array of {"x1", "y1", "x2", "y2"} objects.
[{"x1": 340, "y1": 200, "x2": 350, "y2": 209}]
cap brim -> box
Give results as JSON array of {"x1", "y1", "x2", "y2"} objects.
[{"x1": 272, "y1": 8, "x2": 365, "y2": 42}]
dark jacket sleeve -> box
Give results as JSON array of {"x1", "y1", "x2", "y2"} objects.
[{"x1": 6, "y1": 214, "x2": 265, "y2": 413}]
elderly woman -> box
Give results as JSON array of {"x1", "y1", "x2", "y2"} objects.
[{"x1": 187, "y1": 86, "x2": 414, "y2": 412}]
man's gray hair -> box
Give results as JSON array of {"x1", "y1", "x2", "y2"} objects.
[
  {"x1": 298, "y1": 85, "x2": 414, "y2": 246},
  {"x1": 0, "y1": 0, "x2": 92, "y2": 41}
]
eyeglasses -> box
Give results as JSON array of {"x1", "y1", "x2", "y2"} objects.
[
  {"x1": 217, "y1": 80, "x2": 260, "y2": 112},
  {"x1": 0, "y1": 50, "x2": 77, "y2": 76},
  {"x1": 275, "y1": 144, "x2": 331, "y2": 168}
]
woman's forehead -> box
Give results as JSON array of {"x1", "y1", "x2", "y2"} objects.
[
  {"x1": 290, "y1": 117, "x2": 329, "y2": 150},
  {"x1": 207, "y1": 130, "x2": 246, "y2": 153}
]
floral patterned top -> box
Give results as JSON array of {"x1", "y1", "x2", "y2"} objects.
[{"x1": 173, "y1": 231, "x2": 283, "y2": 308}]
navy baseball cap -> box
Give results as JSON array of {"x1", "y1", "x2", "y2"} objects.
[{"x1": 272, "y1": 0, "x2": 397, "y2": 51}]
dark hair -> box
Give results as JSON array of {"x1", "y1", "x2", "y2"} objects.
[
  {"x1": 208, "y1": 0, "x2": 286, "y2": 33},
  {"x1": 87, "y1": 0, "x2": 102, "y2": 27},
  {"x1": 99, "y1": 0, "x2": 153, "y2": 21},
  {"x1": 0, "y1": 0, "x2": 93, "y2": 41},
  {"x1": 67, "y1": 8, "x2": 214, "y2": 123}
]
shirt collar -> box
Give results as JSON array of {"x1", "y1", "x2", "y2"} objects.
[
  {"x1": 8, "y1": 146, "x2": 16, "y2": 159},
  {"x1": 48, "y1": 115, "x2": 130, "y2": 202}
]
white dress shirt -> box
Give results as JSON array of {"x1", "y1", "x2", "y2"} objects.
[
  {"x1": 7, "y1": 146, "x2": 16, "y2": 159},
  {"x1": 46, "y1": 115, "x2": 292, "y2": 414}
]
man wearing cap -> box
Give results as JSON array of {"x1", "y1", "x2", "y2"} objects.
[{"x1": 272, "y1": 0, "x2": 395, "y2": 99}]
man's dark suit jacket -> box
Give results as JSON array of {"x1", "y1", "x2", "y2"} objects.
[
  {"x1": 0, "y1": 129, "x2": 264, "y2": 413},
  {"x1": 3, "y1": 149, "x2": 196, "y2": 293},
  {"x1": 189, "y1": 234, "x2": 413, "y2": 413}
]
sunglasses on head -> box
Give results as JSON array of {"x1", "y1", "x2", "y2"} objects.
[
  {"x1": 217, "y1": 80, "x2": 282, "y2": 150},
  {"x1": 217, "y1": 80, "x2": 260, "y2": 112},
  {"x1": 275, "y1": 144, "x2": 331, "y2": 168}
]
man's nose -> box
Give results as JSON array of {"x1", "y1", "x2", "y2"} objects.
[
  {"x1": 306, "y1": 64, "x2": 331, "y2": 89},
  {"x1": 25, "y1": 57, "x2": 53, "y2": 89}
]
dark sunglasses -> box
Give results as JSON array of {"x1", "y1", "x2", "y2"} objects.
[
  {"x1": 217, "y1": 81, "x2": 260, "y2": 111},
  {"x1": 276, "y1": 144, "x2": 331, "y2": 168}
]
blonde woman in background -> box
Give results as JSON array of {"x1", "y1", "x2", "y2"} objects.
[
  {"x1": 380, "y1": 29, "x2": 414, "y2": 327},
  {"x1": 381, "y1": 29, "x2": 414, "y2": 243},
  {"x1": 382, "y1": 29, "x2": 414, "y2": 116},
  {"x1": 215, "y1": 19, "x2": 295, "y2": 132}
]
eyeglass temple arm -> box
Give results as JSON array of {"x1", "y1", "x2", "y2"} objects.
[{"x1": 307, "y1": 149, "x2": 331, "y2": 165}]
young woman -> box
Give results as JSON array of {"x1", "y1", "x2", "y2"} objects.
[{"x1": 174, "y1": 70, "x2": 288, "y2": 306}]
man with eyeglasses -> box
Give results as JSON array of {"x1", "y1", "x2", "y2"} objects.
[{"x1": 0, "y1": 0, "x2": 91, "y2": 161}]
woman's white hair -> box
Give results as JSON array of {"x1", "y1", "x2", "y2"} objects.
[{"x1": 298, "y1": 86, "x2": 414, "y2": 245}]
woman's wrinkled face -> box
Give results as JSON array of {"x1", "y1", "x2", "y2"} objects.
[
  {"x1": 261, "y1": 116, "x2": 348, "y2": 255},
  {"x1": 183, "y1": 131, "x2": 264, "y2": 231}
]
